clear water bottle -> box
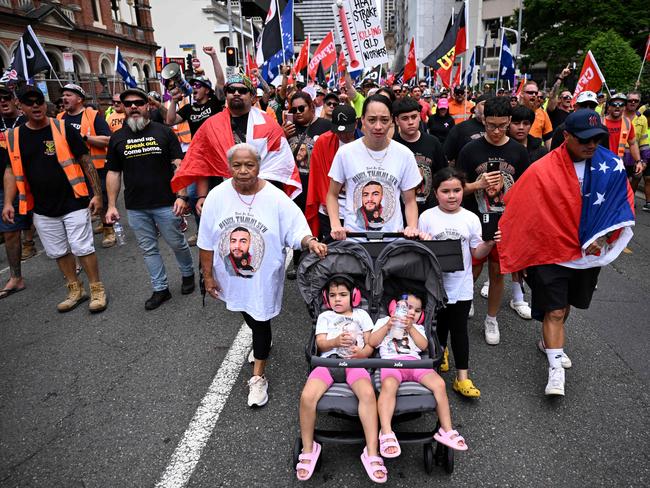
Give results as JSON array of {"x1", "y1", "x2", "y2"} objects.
[
  {"x1": 338, "y1": 321, "x2": 357, "y2": 358},
  {"x1": 391, "y1": 295, "x2": 409, "y2": 340},
  {"x1": 113, "y1": 222, "x2": 126, "y2": 246}
]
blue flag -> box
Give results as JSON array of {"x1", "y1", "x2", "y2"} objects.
[
  {"x1": 465, "y1": 51, "x2": 475, "y2": 87},
  {"x1": 499, "y1": 36, "x2": 515, "y2": 86},
  {"x1": 115, "y1": 46, "x2": 137, "y2": 88},
  {"x1": 259, "y1": 0, "x2": 294, "y2": 82}
]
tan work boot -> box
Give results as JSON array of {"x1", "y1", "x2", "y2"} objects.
[
  {"x1": 93, "y1": 217, "x2": 103, "y2": 234},
  {"x1": 57, "y1": 281, "x2": 88, "y2": 312},
  {"x1": 102, "y1": 226, "x2": 116, "y2": 248},
  {"x1": 88, "y1": 281, "x2": 108, "y2": 313},
  {"x1": 21, "y1": 239, "x2": 37, "y2": 260}
]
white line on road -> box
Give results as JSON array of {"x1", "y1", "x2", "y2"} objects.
[{"x1": 155, "y1": 251, "x2": 293, "y2": 487}]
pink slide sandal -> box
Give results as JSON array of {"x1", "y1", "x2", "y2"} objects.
[
  {"x1": 434, "y1": 427, "x2": 469, "y2": 451},
  {"x1": 379, "y1": 432, "x2": 401, "y2": 458},
  {"x1": 360, "y1": 447, "x2": 388, "y2": 483},
  {"x1": 296, "y1": 441, "x2": 322, "y2": 481}
]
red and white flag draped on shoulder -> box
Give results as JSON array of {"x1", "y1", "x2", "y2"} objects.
[{"x1": 170, "y1": 106, "x2": 302, "y2": 198}]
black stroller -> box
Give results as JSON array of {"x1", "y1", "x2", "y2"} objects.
[{"x1": 296, "y1": 235, "x2": 462, "y2": 475}]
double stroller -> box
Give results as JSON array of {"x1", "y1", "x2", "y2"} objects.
[{"x1": 296, "y1": 236, "x2": 462, "y2": 475}]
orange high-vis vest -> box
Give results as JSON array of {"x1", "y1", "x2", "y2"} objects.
[
  {"x1": 6, "y1": 118, "x2": 89, "y2": 215},
  {"x1": 602, "y1": 116, "x2": 631, "y2": 157},
  {"x1": 57, "y1": 107, "x2": 107, "y2": 169},
  {"x1": 166, "y1": 100, "x2": 192, "y2": 144},
  {"x1": 106, "y1": 111, "x2": 125, "y2": 133}
]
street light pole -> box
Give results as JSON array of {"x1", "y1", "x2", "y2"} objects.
[
  {"x1": 227, "y1": 0, "x2": 234, "y2": 45},
  {"x1": 516, "y1": 0, "x2": 523, "y2": 59}
]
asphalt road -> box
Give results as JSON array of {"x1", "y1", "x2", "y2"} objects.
[{"x1": 1, "y1": 194, "x2": 649, "y2": 488}]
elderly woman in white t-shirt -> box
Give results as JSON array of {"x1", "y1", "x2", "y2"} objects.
[
  {"x1": 198, "y1": 143, "x2": 327, "y2": 408},
  {"x1": 326, "y1": 94, "x2": 423, "y2": 240}
]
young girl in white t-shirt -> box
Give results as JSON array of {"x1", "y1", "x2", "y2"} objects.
[
  {"x1": 418, "y1": 167, "x2": 501, "y2": 399},
  {"x1": 369, "y1": 293, "x2": 468, "y2": 457},
  {"x1": 296, "y1": 275, "x2": 387, "y2": 483}
]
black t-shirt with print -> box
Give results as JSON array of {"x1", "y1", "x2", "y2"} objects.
[
  {"x1": 231, "y1": 113, "x2": 250, "y2": 144},
  {"x1": 177, "y1": 95, "x2": 224, "y2": 136},
  {"x1": 547, "y1": 106, "x2": 570, "y2": 131},
  {"x1": 61, "y1": 111, "x2": 112, "y2": 137},
  {"x1": 106, "y1": 121, "x2": 184, "y2": 210},
  {"x1": 457, "y1": 136, "x2": 530, "y2": 216},
  {"x1": 17, "y1": 123, "x2": 89, "y2": 217},
  {"x1": 393, "y1": 131, "x2": 448, "y2": 212},
  {"x1": 443, "y1": 117, "x2": 485, "y2": 163},
  {"x1": 427, "y1": 112, "x2": 455, "y2": 145}
]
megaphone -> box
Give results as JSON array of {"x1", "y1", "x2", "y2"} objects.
[{"x1": 161, "y1": 62, "x2": 192, "y2": 97}]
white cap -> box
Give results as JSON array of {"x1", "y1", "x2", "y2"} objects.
[
  {"x1": 576, "y1": 91, "x2": 597, "y2": 105},
  {"x1": 256, "y1": 88, "x2": 264, "y2": 97}
]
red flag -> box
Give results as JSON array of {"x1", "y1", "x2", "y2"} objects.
[
  {"x1": 452, "y1": 63, "x2": 461, "y2": 87},
  {"x1": 337, "y1": 50, "x2": 346, "y2": 74},
  {"x1": 572, "y1": 50, "x2": 606, "y2": 105},
  {"x1": 293, "y1": 36, "x2": 310, "y2": 74},
  {"x1": 403, "y1": 38, "x2": 417, "y2": 82},
  {"x1": 245, "y1": 51, "x2": 258, "y2": 85},
  {"x1": 438, "y1": 68, "x2": 452, "y2": 88},
  {"x1": 308, "y1": 32, "x2": 336, "y2": 80},
  {"x1": 454, "y1": 5, "x2": 467, "y2": 55},
  {"x1": 645, "y1": 33, "x2": 650, "y2": 61}
]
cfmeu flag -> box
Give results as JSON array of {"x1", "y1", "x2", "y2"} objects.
[
  {"x1": 308, "y1": 32, "x2": 336, "y2": 80},
  {"x1": 498, "y1": 144, "x2": 634, "y2": 273},
  {"x1": 115, "y1": 47, "x2": 137, "y2": 88},
  {"x1": 572, "y1": 51, "x2": 606, "y2": 105},
  {"x1": 171, "y1": 106, "x2": 302, "y2": 198},
  {"x1": 1, "y1": 25, "x2": 54, "y2": 83},
  {"x1": 256, "y1": 0, "x2": 294, "y2": 82},
  {"x1": 422, "y1": 5, "x2": 466, "y2": 88}
]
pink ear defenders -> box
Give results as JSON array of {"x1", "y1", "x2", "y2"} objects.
[
  {"x1": 322, "y1": 274, "x2": 362, "y2": 309},
  {"x1": 388, "y1": 298, "x2": 425, "y2": 325}
]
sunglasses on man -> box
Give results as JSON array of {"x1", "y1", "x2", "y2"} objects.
[
  {"x1": 627, "y1": 99, "x2": 640, "y2": 104},
  {"x1": 123, "y1": 99, "x2": 147, "y2": 107},
  {"x1": 21, "y1": 98, "x2": 45, "y2": 107},
  {"x1": 524, "y1": 90, "x2": 538, "y2": 96},
  {"x1": 610, "y1": 101, "x2": 625, "y2": 108},
  {"x1": 325, "y1": 101, "x2": 339, "y2": 108},
  {"x1": 0, "y1": 94, "x2": 13, "y2": 102},
  {"x1": 225, "y1": 86, "x2": 250, "y2": 95},
  {"x1": 288, "y1": 105, "x2": 307, "y2": 114},
  {"x1": 573, "y1": 134, "x2": 602, "y2": 145}
]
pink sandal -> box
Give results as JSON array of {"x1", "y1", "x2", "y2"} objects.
[
  {"x1": 434, "y1": 427, "x2": 468, "y2": 451},
  {"x1": 360, "y1": 446, "x2": 388, "y2": 483},
  {"x1": 296, "y1": 441, "x2": 322, "y2": 481},
  {"x1": 379, "y1": 432, "x2": 401, "y2": 458}
]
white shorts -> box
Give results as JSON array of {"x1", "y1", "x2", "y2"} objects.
[{"x1": 33, "y1": 208, "x2": 95, "y2": 259}]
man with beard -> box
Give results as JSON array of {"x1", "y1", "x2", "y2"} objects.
[
  {"x1": 105, "y1": 88, "x2": 195, "y2": 311},
  {"x1": 356, "y1": 181, "x2": 384, "y2": 229},
  {"x1": 224, "y1": 227, "x2": 254, "y2": 278},
  {"x1": 57, "y1": 84, "x2": 115, "y2": 247},
  {"x1": 519, "y1": 81, "x2": 553, "y2": 148}
]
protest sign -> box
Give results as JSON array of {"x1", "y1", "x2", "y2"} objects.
[{"x1": 333, "y1": 0, "x2": 388, "y2": 70}]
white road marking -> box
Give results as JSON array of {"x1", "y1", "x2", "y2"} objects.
[{"x1": 155, "y1": 250, "x2": 294, "y2": 487}]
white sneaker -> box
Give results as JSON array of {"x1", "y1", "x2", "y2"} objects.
[
  {"x1": 248, "y1": 340, "x2": 273, "y2": 364},
  {"x1": 545, "y1": 367, "x2": 565, "y2": 396},
  {"x1": 537, "y1": 339, "x2": 572, "y2": 369},
  {"x1": 468, "y1": 301, "x2": 474, "y2": 318},
  {"x1": 484, "y1": 316, "x2": 500, "y2": 345},
  {"x1": 247, "y1": 375, "x2": 269, "y2": 407},
  {"x1": 480, "y1": 280, "x2": 489, "y2": 299},
  {"x1": 509, "y1": 299, "x2": 532, "y2": 319}
]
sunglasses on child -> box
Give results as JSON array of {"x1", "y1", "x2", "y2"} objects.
[
  {"x1": 123, "y1": 99, "x2": 147, "y2": 107},
  {"x1": 225, "y1": 86, "x2": 250, "y2": 95}
]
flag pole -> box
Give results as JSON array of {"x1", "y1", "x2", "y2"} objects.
[
  {"x1": 113, "y1": 46, "x2": 118, "y2": 94},
  {"x1": 636, "y1": 36, "x2": 649, "y2": 86},
  {"x1": 497, "y1": 26, "x2": 505, "y2": 91}
]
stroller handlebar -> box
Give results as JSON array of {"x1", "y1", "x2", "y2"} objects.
[
  {"x1": 345, "y1": 232, "x2": 410, "y2": 240},
  {"x1": 310, "y1": 356, "x2": 435, "y2": 370}
]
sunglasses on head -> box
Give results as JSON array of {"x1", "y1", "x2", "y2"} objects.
[
  {"x1": 610, "y1": 101, "x2": 625, "y2": 107},
  {"x1": 124, "y1": 99, "x2": 147, "y2": 107},
  {"x1": 289, "y1": 105, "x2": 307, "y2": 114},
  {"x1": 225, "y1": 85, "x2": 250, "y2": 95},
  {"x1": 21, "y1": 98, "x2": 45, "y2": 107},
  {"x1": 0, "y1": 94, "x2": 13, "y2": 102}
]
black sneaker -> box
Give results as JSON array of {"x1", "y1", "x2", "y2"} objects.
[
  {"x1": 285, "y1": 264, "x2": 297, "y2": 281},
  {"x1": 181, "y1": 275, "x2": 195, "y2": 295},
  {"x1": 642, "y1": 202, "x2": 650, "y2": 212},
  {"x1": 145, "y1": 289, "x2": 172, "y2": 310}
]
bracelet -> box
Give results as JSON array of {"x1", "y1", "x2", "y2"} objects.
[
  {"x1": 176, "y1": 195, "x2": 189, "y2": 202},
  {"x1": 303, "y1": 236, "x2": 318, "y2": 250},
  {"x1": 197, "y1": 195, "x2": 207, "y2": 200}
]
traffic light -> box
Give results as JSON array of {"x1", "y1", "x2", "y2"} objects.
[{"x1": 225, "y1": 46, "x2": 238, "y2": 67}]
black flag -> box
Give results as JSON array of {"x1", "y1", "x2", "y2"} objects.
[{"x1": 3, "y1": 26, "x2": 54, "y2": 82}]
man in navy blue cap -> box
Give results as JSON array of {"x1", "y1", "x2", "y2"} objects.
[{"x1": 499, "y1": 109, "x2": 635, "y2": 397}]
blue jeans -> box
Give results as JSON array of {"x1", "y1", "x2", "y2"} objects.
[
  {"x1": 127, "y1": 207, "x2": 194, "y2": 291},
  {"x1": 186, "y1": 182, "x2": 200, "y2": 226}
]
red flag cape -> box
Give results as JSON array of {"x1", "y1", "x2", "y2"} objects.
[
  {"x1": 305, "y1": 131, "x2": 340, "y2": 236},
  {"x1": 403, "y1": 38, "x2": 417, "y2": 82},
  {"x1": 498, "y1": 145, "x2": 584, "y2": 272},
  {"x1": 170, "y1": 107, "x2": 301, "y2": 198}
]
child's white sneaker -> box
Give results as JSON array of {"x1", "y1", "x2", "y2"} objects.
[
  {"x1": 484, "y1": 316, "x2": 500, "y2": 345},
  {"x1": 247, "y1": 375, "x2": 268, "y2": 407}
]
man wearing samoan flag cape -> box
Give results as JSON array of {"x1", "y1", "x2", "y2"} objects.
[
  {"x1": 498, "y1": 110, "x2": 635, "y2": 398},
  {"x1": 171, "y1": 73, "x2": 301, "y2": 211}
]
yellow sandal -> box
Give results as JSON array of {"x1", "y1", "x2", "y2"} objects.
[{"x1": 453, "y1": 378, "x2": 481, "y2": 398}]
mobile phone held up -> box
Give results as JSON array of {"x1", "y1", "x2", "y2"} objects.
[
  {"x1": 487, "y1": 161, "x2": 500, "y2": 173},
  {"x1": 286, "y1": 113, "x2": 294, "y2": 124}
]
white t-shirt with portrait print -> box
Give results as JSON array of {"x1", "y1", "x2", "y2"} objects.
[
  {"x1": 315, "y1": 308, "x2": 375, "y2": 358},
  {"x1": 197, "y1": 179, "x2": 311, "y2": 321},
  {"x1": 328, "y1": 138, "x2": 422, "y2": 233},
  {"x1": 419, "y1": 206, "x2": 483, "y2": 303},
  {"x1": 372, "y1": 316, "x2": 427, "y2": 359}
]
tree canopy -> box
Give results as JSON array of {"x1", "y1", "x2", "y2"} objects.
[
  {"x1": 519, "y1": 0, "x2": 648, "y2": 73},
  {"x1": 584, "y1": 31, "x2": 641, "y2": 92}
]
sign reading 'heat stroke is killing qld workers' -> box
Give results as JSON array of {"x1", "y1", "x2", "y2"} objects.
[{"x1": 333, "y1": 0, "x2": 388, "y2": 70}]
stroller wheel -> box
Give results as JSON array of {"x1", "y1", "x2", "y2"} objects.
[
  {"x1": 443, "y1": 445, "x2": 454, "y2": 474},
  {"x1": 423, "y1": 442, "x2": 434, "y2": 474},
  {"x1": 292, "y1": 437, "x2": 303, "y2": 467}
]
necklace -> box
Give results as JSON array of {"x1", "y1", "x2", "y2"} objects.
[
  {"x1": 362, "y1": 138, "x2": 389, "y2": 164},
  {"x1": 234, "y1": 180, "x2": 261, "y2": 212}
]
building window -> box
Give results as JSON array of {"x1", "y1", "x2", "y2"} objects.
[
  {"x1": 134, "y1": 0, "x2": 143, "y2": 27},
  {"x1": 91, "y1": 0, "x2": 101, "y2": 22},
  {"x1": 111, "y1": 0, "x2": 121, "y2": 23},
  {"x1": 143, "y1": 64, "x2": 150, "y2": 79},
  {"x1": 220, "y1": 37, "x2": 229, "y2": 52}
]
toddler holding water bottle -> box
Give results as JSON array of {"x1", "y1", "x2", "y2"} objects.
[
  {"x1": 296, "y1": 274, "x2": 387, "y2": 483},
  {"x1": 369, "y1": 293, "x2": 468, "y2": 459}
]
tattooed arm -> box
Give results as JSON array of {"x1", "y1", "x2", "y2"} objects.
[{"x1": 78, "y1": 153, "x2": 103, "y2": 215}]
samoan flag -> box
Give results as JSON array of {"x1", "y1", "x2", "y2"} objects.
[
  {"x1": 258, "y1": 0, "x2": 294, "y2": 83},
  {"x1": 577, "y1": 146, "x2": 635, "y2": 259}
]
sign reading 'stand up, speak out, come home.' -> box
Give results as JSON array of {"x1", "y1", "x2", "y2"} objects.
[{"x1": 333, "y1": 0, "x2": 388, "y2": 70}]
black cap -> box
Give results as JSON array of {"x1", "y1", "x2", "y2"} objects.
[
  {"x1": 565, "y1": 110, "x2": 608, "y2": 139},
  {"x1": 324, "y1": 92, "x2": 340, "y2": 103},
  {"x1": 454, "y1": 85, "x2": 465, "y2": 94},
  {"x1": 188, "y1": 76, "x2": 213, "y2": 91},
  {"x1": 331, "y1": 104, "x2": 357, "y2": 133},
  {"x1": 17, "y1": 85, "x2": 44, "y2": 103},
  {"x1": 119, "y1": 87, "x2": 149, "y2": 102},
  {"x1": 0, "y1": 83, "x2": 12, "y2": 95}
]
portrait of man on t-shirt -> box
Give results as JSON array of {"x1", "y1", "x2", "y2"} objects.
[
  {"x1": 224, "y1": 227, "x2": 255, "y2": 278},
  {"x1": 356, "y1": 180, "x2": 385, "y2": 229}
]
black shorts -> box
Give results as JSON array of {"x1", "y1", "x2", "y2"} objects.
[{"x1": 525, "y1": 264, "x2": 601, "y2": 321}]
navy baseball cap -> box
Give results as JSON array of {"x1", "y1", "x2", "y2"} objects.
[{"x1": 565, "y1": 110, "x2": 608, "y2": 139}]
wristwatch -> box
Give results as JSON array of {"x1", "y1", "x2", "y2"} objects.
[{"x1": 176, "y1": 195, "x2": 189, "y2": 202}]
